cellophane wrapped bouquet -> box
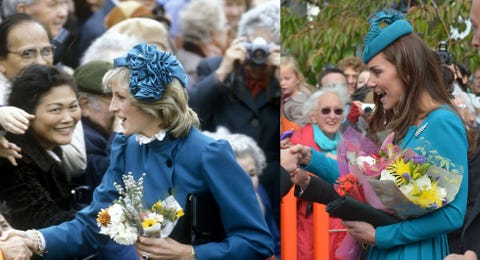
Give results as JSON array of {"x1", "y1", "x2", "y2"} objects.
[
  {"x1": 96, "y1": 172, "x2": 184, "y2": 245},
  {"x1": 333, "y1": 127, "x2": 463, "y2": 259}
]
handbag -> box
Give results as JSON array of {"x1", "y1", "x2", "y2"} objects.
[{"x1": 185, "y1": 192, "x2": 226, "y2": 245}]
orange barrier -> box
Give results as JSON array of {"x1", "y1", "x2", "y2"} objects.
[{"x1": 281, "y1": 187, "x2": 330, "y2": 260}]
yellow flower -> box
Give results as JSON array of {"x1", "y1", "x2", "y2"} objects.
[
  {"x1": 175, "y1": 209, "x2": 184, "y2": 219},
  {"x1": 142, "y1": 218, "x2": 157, "y2": 228},
  {"x1": 151, "y1": 201, "x2": 163, "y2": 212},
  {"x1": 408, "y1": 183, "x2": 443, "y2": 209},
  {"x1": 97, "y1": 208, "x2": 111, "y2": 227},
  {"x1": 386, "y1": 157, "x2": 412, "y2": 186}
]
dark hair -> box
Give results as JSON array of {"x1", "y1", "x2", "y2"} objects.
[
  {"x1": 317, "y1": 67, "x2": 346, "y2": 87},
  {"x1": 0, "y1": 201, "x2": 9, "y2": 217},
  {"x1": 8, "y1": 64, "x2": 78, "y2": 114},
  {"x1": 367, "y1": 34, "x2": 454, "y2": 144},
  {"x1": 0, "y1": 14, "x2": 51, "y2": 58}
]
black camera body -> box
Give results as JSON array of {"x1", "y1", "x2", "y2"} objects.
[
  {"x1": 436, "y1": 40, "x2": 453, "y2": 65},
  {"x1": 241, "y1": 37, "x2": 274, "y2": 65}
]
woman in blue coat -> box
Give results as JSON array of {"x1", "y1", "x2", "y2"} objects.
[
  {"x1": 286, "y1": 10, "x2": 472, "y2": 260},
  {"x1": 14, "y1": 43, "x2": 274, "y2": 260}
]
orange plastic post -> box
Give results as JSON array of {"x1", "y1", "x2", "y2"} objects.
[
  {"x1": 280, "y1": 187, "x2": 297, "y2": 260},
  {"x1": 313, "y1": 203, "x2": 330, "y2": 259}
]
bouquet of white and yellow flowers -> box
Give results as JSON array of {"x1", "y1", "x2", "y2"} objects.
[{"x1": 96, "y1": 173, "x2": 184, "y2": 245}]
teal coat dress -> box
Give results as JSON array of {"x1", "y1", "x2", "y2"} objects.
[
  {"x1": 39, "y1": 128, "x2": 274, "y2": 259},
  {"x1": 304, "y1": 107, "x2": 468, "y2": 259}
]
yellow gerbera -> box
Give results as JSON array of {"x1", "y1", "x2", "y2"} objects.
[
  {"x1": 175, "y1": 209, "x2": 184, "y2": 219},
  {"x1": 142, "y1": 218, "x2": 157, "y2": 228}
]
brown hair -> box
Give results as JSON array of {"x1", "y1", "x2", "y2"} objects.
[
  {"x1": 337, "y1": 56, "x2": 366, "y2": 73},
  {"x1": 367, "y1": 34, "x2": 456, "y2": 143}
]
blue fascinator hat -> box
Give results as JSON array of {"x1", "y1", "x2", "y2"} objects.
[
  {"x1": 362, "y1": 10, "x2": 413, "y2": 63},
  {"x1": 113, "y1": 43, "x2": 187, "y2": 101}
]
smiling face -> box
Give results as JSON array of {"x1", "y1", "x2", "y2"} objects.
[
  {"x1": 310, "y1": 92, "x2": 343, "y2": 139},
  {"x1": 30, "y1": 85, "x2": 80, "y2": 150},
  {"x1": 109, "y1": 80, "x2": 161, "y2": 137},
  {"x1": 367, "y1": 53, "x2": 405, "y2": 110}
]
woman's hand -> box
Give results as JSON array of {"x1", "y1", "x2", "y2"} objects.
[
  {"x1": 0, "y1": 136, "x2": 21, "y2": 166},
  {"x1": 0, "y1": 229, "x2": 35, "y2": 259},
  {"x1": 342, "y1": 220, "x2": 376, "y2": 246},
  {"x1": 0, "y1": 106, "x2": 34, "y2": 135},
  {"x1": 289, "y1": 169, "x2": 311, "y2": 190},
  {"x1": 289, "y1": 144, "x2": 312, "y2": 166},
  {"x1": 135, "y1": 236, "x2": 192, "y2": 260}
]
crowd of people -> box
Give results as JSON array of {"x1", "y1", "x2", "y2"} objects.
[{"x1": 0, "y1": 0, "x2": 480, "y2": 259}]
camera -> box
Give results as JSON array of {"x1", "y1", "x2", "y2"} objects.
[
  {"x1": 241, "y1": 37, "x2": 274, "y2": 65},
  {"x1": 436, "y1": 40, "x2": 453, "y2": 65}
]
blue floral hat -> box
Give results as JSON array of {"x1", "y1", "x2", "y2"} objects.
[
  {"x1": 113, "y1": 43, "x2": 187, "y2": 101},
  {"x1": 362, "y1": 10, "x2": 413, "y2": 63}
]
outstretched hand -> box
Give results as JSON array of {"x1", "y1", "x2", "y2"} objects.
[{"x1": 0, "y1": 229, "x2": 35, "y2": 259}]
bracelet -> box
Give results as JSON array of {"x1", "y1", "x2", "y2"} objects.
[
  {"x1": 190, "y1": 246, "x2": 196, "y2": 260},
  {"x1": 26, "y1": 229, "x2": 46, "y2": 256}
]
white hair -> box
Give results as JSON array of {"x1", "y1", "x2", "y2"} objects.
[
  {"x1": 203, "y1": 127, "x2": 267, "y2": 174},
  {"x1": 302, "y1": 84, "x2": 349, "y2": 121}
]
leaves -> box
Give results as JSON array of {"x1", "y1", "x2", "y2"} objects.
[{"x1": 281, "y1": 0, "x2": 479, "y2": 86}]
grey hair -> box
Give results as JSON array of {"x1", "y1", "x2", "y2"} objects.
[
  {"x1": 2, "y1": 0, "x2": 35, "y2": 17},
  {"x1": 81, "y1": 32, "x2": 138, "y2": 65},
  {"x1": 237, "y1": 0, "x2": 280, "y2": 44},
  {"x1": 178, "y1": 0, "x2": 226, "y2": 44},
  {"x1": 203, "y1": 128, "x2": 267, "y2": 174},
  {"x1": 302, "y1": 84, "x2": 349, "y2": 121}
]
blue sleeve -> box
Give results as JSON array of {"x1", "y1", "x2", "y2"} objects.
[
  {"x1": 302, "y1": 148, "x2": 340, "y2": 184},
  {"x1": 193, "y1": 140, "x2": 274, "y2": 259},
  {"x1": 39, "y1": 134, "x2": 129, "y2": 259},
  {"x1": 375, "y1": 110, "x2": 468, "y2": 248}
]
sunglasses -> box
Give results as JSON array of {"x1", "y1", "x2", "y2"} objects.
[{"x1": 320, "y1": 107, "x2": 344, "y2": 116}]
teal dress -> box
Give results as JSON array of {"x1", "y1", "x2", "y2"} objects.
[{"x1": 305, "y1": 107, "x2": 468, "y2": 260}]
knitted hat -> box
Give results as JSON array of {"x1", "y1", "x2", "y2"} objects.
[
  {"x1": 74, "y1": 60, "x2": 113, "y2": 95},
  {"x1": 104, "y1": 1, "x2": 153, "y2": 29},
  {"x1": 362, "y1": 10, "x2": 413, "y2": 63}
]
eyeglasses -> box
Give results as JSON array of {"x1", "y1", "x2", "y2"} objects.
[
  {"x1": 7, "y1": 45, "x2": 56, "y2": 61},
  {"x1": 320, "y1": 107, "x2": 344, "y2": 116}
]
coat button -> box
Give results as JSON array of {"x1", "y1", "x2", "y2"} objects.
[
  {"x1": 166, "y1": 159, "x2": 172, "y2": 167},
  {"x1": 250, "y1": 118, "x2": 260, "y2": 127}
]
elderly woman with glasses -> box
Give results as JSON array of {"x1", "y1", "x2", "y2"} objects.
[
  {"x1": 283, "y1": 84, "x2": 349, "y2": 260},
  {"x1": 0, "y1": 13, "x2": 86, "y2": 178},
  {"x1": 4, "y1": 43, "x2": 274, "y2": 260}
]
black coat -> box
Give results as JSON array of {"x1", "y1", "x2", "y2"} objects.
[
  {"x1": 448, "y1": 135, "x2": 480, "y2": 255},
  {"x1": 0, "y1": 133, "x2": 75, "y2": 230},
  {"x1": 189, "y1": 56, "x2": 281, "y2": 224}
]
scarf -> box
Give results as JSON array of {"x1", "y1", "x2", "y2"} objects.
[{"x1": 313, "y1": 124, "x2": 340, "y2": 155}]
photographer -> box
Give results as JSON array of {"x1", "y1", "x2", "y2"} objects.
[{"x1": 188, "y1": 1, "x2": 281, "y2": 226}]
